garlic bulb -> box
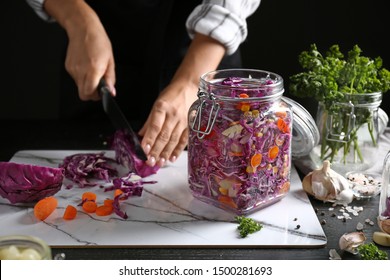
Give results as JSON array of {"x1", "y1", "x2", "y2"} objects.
[
  {"x1": 339, "y1": 232, "x2": 366, "y2": 254},
  {"x1": 302, "y1": 160, "x2": 354, "y2": 205}
]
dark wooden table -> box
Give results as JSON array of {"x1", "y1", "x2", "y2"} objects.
[{"x1": 1, "y1": 119, "x2": 389, "y2": 260}]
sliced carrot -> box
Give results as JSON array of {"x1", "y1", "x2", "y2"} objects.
[
  {"x1": 104, "y1": 199, "x2": 114, "y2": 207},
  {"x1": 280, "y1": 181, "x2": 290, "y2": 194},
  {"x1": 250, "y1": 153, "x2": 262, "y2": 168},
  {"x1": 229, "y1": 151, "x2": 244, "y2": 157},
  {"x1": 275, "y1": 111, "x2": 287, "y2": 118},
  {"x1": 199, "y1": 125, "x2": 216, "y2": 139},
  {"x1": 82, "y1": 192, "x2": 97, "y2": 202},
  {"x1": 268, "y1": 145, "x2": 279, "y2": 160},
  {"x1": 114, "y1": 189, "x2": 123, "y2": 198},
  {"x1": 82, "y1": 200, "x2": 97, "y2": 213},
  {"x1": 34, "y1": 196, "x2": 58, "y2": 221},
  {"x1": 63, "y1": 205, "x2": 77, "y2": 220},
  {"x1": 236, "y1": 93, "x2": 250, "y2": 110},
  {"x1": 114, "y1": 189, "x2": 127, "y2": 200},
  {"x1": 218, "y1": 195, "x2": 237, "y2": 209},
  {"x1": 277, "y1": 118, "x2": 290, "y2": 134},
  {"x1": 95, "y1": 205, "x2": 114, "y2": 216}
]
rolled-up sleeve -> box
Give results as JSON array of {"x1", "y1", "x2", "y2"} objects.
[
  {"x1": 26, "y1": 0, "x2": 54, "y2": 22},
  {"x1": 186, "y1": 0, "x2": 261, "y2": 55}
]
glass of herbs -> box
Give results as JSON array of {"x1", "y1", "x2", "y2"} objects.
[{"x1": 289, "y1": 44, "x2": 390, "y2": 175}]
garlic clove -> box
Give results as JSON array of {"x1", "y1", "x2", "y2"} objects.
[
  {"x1": 378, "y1": 219, "x2": 390, "y2": 235},
  {"x1": 339, "y1": 232, "x2": 366, "y2": 254},
  {"x1": 302, "y1": 173, "x2": 313, "y2": 196},
  {"x1": 373, "y1": 231, "x2": 390, "y2": 247},
  {"x1": 334, "y1": 188, "x2": 354, "y2": 206}
]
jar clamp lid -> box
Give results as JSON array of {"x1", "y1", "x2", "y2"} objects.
[{"x1": 282, "y1": 97, "x2": 320, "y2": 158}]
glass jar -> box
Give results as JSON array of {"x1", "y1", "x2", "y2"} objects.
[
  {"x1": 379, "y1": 151, "x2": 390, "y2": 235},
  {"x1": 0, "y1": 235, "x2": 52, "y2": 260},
  {"x1": 311, "y1": 92, "x2": 383, "y2": 176},
  {"x1": 188, "y1": 69, "x2": 292, "y2": 215}
]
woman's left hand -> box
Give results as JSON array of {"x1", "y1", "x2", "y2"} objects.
[{"x1": 139, "y1": 81, "x2": 198, "y2": 167}]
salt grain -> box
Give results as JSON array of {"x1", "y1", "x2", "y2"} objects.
[{"x1": 329, "y1": 249, "x2": 342, "y2": 260}]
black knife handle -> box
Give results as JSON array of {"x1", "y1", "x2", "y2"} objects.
[{"x1": 98, "y1": 78, "x2": 110, "y2": 98}]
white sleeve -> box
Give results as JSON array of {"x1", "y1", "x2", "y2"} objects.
[
  {"x1": 186, "y1": 0, "x2": 261, "y2": 55},
  {"x1": 25, "y1": 0, "x2": 54, "y2": 22}
]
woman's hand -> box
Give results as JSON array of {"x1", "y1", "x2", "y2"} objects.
[
  {"x1": 44, "y1": 0, "x2": 116, "y2": 100},
  {"x1": 139, "y1": 82, "x2": 198, "y2": 167},
  {"x1": 65, "y1": 18, "x2": 115, "y2": 100},
  {"x1": 139, "y1": 33, "x2": 226, "y2": 167}
]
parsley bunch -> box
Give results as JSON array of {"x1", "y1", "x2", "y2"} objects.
[
  {"x1": 290, "y1": 44, "x2": 390, "y2": 108},
  {"x1": 289, "y1": 44, "x2": 390, "y2": 164},
  {"x1": 358, "y1": 243, "x2": 388, "y2": 260}
]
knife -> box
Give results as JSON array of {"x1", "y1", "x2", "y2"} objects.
[{"x1": 98, "y1": 78, "x2": 148, "y2": 161}]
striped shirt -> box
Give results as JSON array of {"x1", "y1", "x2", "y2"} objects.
[{"x1": 25, "y1": 0, "x2": 261, "y2": 55}]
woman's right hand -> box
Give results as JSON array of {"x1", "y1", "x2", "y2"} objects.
[{"x1": 44, "y1": 0, "x2": 116, "y2": 100}]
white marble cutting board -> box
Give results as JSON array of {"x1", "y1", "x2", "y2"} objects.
[{"x1": 0, "y1": 150, "x2": 326, "y2": 248}]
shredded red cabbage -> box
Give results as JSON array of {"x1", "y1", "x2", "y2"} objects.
[
  {"x1": 0, "y1": 162, "x2": 64, "y2": 204},
  {"x1": 59, "y1": 152, "x2": 117, "y2": 188},
  {"x1": 110, "y1": 129, "x2": 159, "y2": 177},
  {"x1": 188, "y1": 76, "x2": 292, "y2": 214},
  {"x1": 382, "y1": 197, "x2": 390, "y2": 217},
  {"x1": 104, "y1": 173, "x2": 157, "y2": 219},
  {"x1": 58, "y1": 130, "x2": 161, "y2": 219}
]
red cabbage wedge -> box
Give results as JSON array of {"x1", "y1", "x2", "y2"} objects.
[
  {"x1": 111, "y1": 129, "x2": 159, "y2": 177},
  {"x1": 0, "y1": 162, "x2": 64, "y2": 204}
]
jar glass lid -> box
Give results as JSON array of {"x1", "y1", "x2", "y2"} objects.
[
  {"x1": 378, "y1": 107, "x2": 389, "y2": 134},
  {"x1": 282, "y1": 97, "x2": 320, "y2": 158}
]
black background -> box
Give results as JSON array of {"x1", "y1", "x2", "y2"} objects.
[{"x1": 2, "y1": 0, "x2": 389, "y2": 120}]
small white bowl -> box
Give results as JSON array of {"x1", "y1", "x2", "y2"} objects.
[{"x1": 345, "y1": 172, "x2": 382, "y2": 198}]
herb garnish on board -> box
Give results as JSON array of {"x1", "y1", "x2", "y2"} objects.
[
  {"x1": 235, "y1": 216, "x2": 262, "y2": 238},
  {"x1": 289, "y1": 44, "x2": 390, "y2": 164}
]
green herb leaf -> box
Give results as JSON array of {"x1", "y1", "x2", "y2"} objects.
[
  {"x1": 235, "y1": 216, "x2": 262, "y2": 238},
  {"x1": 357, "y1": 243, "x2": 388, "y2": 260},
  {"x1": 289, "y1": 44, "x2": 390, "y2": 107}
]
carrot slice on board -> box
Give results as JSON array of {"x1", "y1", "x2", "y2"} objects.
[
  {"x1": 114, "y1": 189, "x2": 123, "y2": 198},
  {"x1": 95, "y1": 205, "x2": 114, "y2": 216},
  {"x1": 82, "y1": 192, "x2": 97, "y2": 202},
  {"x1": 114, "y1": 189, "x2": 127, "y2": 200},
  {"x1": 34, "y1": 196, "x2": 58, "y2": 221},
  {"x1": 104, "y1": 199, "x2": 114, "y2": 207},
  {"x1": 63, "y1": 205, "x2": 77, "y2": 220},
  {"x1": 82, "y1": 200, "x2": 97, "y2": 213}
]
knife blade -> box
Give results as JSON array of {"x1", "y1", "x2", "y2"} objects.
[{"x1": 98, "y1": 79, "x2": 148, "y2": 161}]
